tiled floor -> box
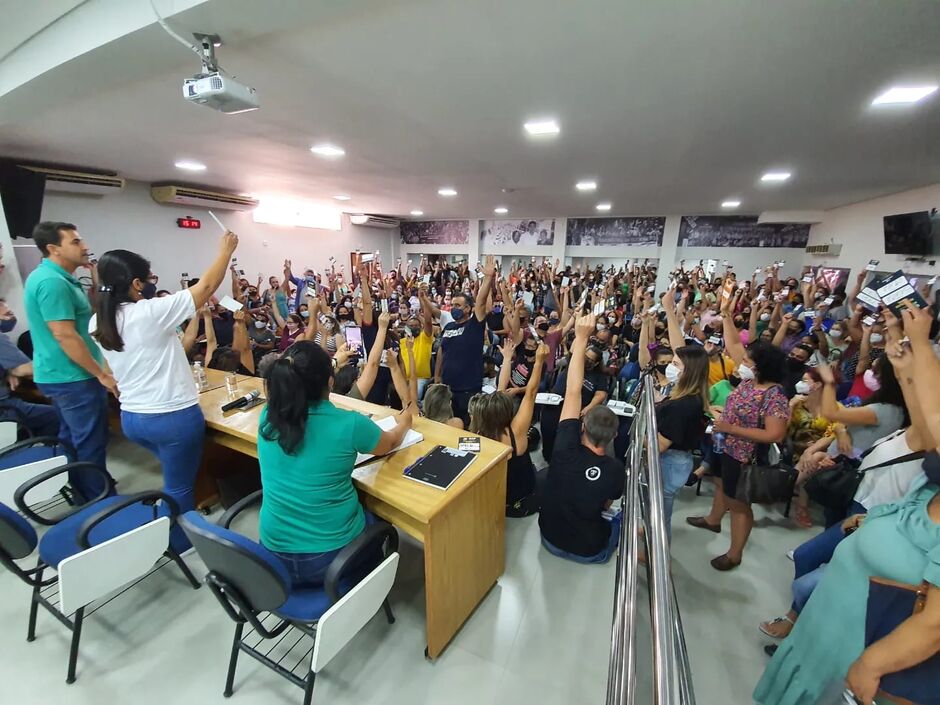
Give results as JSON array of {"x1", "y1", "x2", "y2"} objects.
[{"x1": 0, "y1": 437, "x2": 810, "y2": 705}]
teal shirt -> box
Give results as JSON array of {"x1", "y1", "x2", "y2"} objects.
[
  {"x1": 23, "y1": 259, "x2": 102, "y2": 384},
  {"x1": 258, "y1": 400, "x2": 382, "y2": 553}
]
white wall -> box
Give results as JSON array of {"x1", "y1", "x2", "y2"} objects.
[
  {"x1": 805, "y1": 182, "x2": 940, "y2": 280},
  {"x1": 0, "y1": 199, "x2": 27, "y2": 335},
  {"x1": 40, "y1": 181, "x2": 396, "y2": 287}
]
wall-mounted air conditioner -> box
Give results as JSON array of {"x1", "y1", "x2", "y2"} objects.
[
  {"x1": 150, "y1": 184, "x2": 259, "y2": 211},
  {"x1": 349, "y1": 214, "x2": 400, "y2": 229},
  {"x1": 20, "y1": 165, "x2": 125, "y2": 196},
  {"x1": 805, "y1": 243, "x2": 843, "y2": 256}
]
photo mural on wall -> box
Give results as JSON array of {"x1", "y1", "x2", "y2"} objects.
[
  {"x1": 678, "y1": 215, "x2": 811, "y2": 248},
  {"x1": 565, "y1": 217, "x2": 665, "y2": 246},
  {"x1": 480, "y1": 218, "x2": 555, "y2": 247},
  {"x1": 400, "y1": 220, "x2": 470, "y2": 245}
]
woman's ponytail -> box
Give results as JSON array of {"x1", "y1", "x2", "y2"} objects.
[{"x1": 91, "y1": 250, "x2": 151, "y2": 351}]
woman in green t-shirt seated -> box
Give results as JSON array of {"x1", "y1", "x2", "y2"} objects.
[{"x1": 257, "y1": 340, "x2": 414, "y2": 587}]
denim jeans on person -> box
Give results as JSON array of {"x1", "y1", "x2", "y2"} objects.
[
  {"x1": 0, "y1": 395, "x2": 60, "y2": 438},
  {"x1": 792, "y1": 565, "x2": 826, "y2": 613},
  {"x1": 790, "y1": 500, "x2": 865, "y2": 612},
  {"x1": 38, "y1": 378, "x2": 112, "y2": 502},
  {"x1": 541, "y1": 512, "x2": 622, "y2": 564},
  {"x1": 271, "y1": 512, "x2": 378, "y2": 588},
  {"x1": 121, "y1": 403, "x2": 206, "y2": 553},
  {"x1": 660, "y1": 449, "x2": 694, "y2": 543}
]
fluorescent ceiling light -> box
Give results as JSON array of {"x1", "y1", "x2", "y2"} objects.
[
  {"x1": 494, "y1": 206, "x2": 508, "y2": 214},
  {"x1": 721, "y1": 200, "x2": 741, "y2": 209},
  {"x1": 524, "y1": 119, "x2": 560, "y2": 136},
  {"x1": 174, "y1": 160, "x2": 206, "y2": 171},
  {"x1": 410, "y1": 210, "x2": 424, "y2": 216},
  {"x1": 871, "y1": 84, "x2": 938, "y2": 106},
  {"x1": 596, "y1": 202, "x2": 612, "y2": 212},
  {"x1": 252, "y1": 196, "x2": 342, "y2": 231},
  {"x1": 576, "y1": 180, "x2": 597, "y2": 191},
  {"x1": 437, "y1": 187, "x2": 457, "y2": 197},
  {"x1": 310, "y1": 143, "x2": 345, "y2": 158},
  {"x1": 332, "y1": 194, "x2": 351, "y2": 201},
  {"x1": 761, "y1": 171, "x2": 791, "y2": 183}
]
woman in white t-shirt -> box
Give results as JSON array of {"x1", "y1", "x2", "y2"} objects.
[{"x1": 90, "y1": 231, "x2": 238, "y2": 550}]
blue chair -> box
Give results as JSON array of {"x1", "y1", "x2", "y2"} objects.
[
  {"x1": 0, "y1": 436, "x2": 74, "y2": 508},
  {"x1": 0, "y1": 462, "x2": 200, "y2": 683},
  {"x1": 179, "y1": 490, "x2": 399, "y2": 705}
]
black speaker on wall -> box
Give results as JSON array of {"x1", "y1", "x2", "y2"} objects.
[{"x1": 0, "y1": 162, "x2": 46, "y2": 240}]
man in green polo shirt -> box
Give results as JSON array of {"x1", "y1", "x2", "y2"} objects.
[{"x1": 24, "y1": 221, "x2": 118, "y2": 502}]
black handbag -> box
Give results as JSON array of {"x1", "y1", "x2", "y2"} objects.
[
  {"x1": 865, "y1": 577, "x2": 940, "y2": 705},
  {"x1": 805, "y1": 432, "x2": 925, "y2": 513},
  {"x1": 735, "y1": 386, "x2": 797, "y2": 504}
]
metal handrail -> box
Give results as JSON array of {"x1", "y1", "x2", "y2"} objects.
[{"x1": 606, "y1": 375, "x2": 697, "y2": 705}]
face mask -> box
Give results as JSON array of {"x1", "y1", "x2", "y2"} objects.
[
  {"x1": 665, "y1": 362, "x2": 681, "y2": 384},
  {"x1": 795, "y1": 380, "x2": 813, "y2": 395},
  {"x1": 537, "y1": 323, "x2": 549, "y2": 332},
  {"x1": 863, "y1": 368, "x2": 881, "y2": 392},
  {"x1": 585, "y1": 359, "x2": 598, "y2": 370},
  {"x1": 254, "y1": 321, "x2": 266, "y2": 330},
  {"x1": 654, "y1": 363, "x2": 669, "y2": 374},
  {"x1": 524, "y1": 349, "x2": 537, "y2": 359},
  {"x1": 869, "y1": 333, "x2": 884, "y2": 344},
  {"x1": 596, "y1": 323, "x2": 607, "y2": 331},
  {"x1": 787, "y1": 357, "x2": 807, "y2": 372},
  {"x1": 608, "y1": 317, "x2": 616, "y2": 325},
  {"x1": 0, "y1": 317, "x2": 15, "y2": 333},
  {"x1": 451, "y1": 307, "x2": 465, "y2": 321},
  {"x1": 141, "y1": 281, "x2": 157, "y2": 300},
  {"x1": 323, "y1": 320, "x2": 334, "y2": 331},
  {"x1": 736, "y1": 364, "x2": 755, "y2": 381},
  {"x1": 923, "y1": 450, "x2": 940, "y2": 485},
  {"x1": 829, "y1": 329, "x2": 843, "y2": 339},
  {"x1": 301, "y1": 310, "x2": 309, "y2": 319},
  {"x1": 760, "y1": 313, "x2": 771, "y2": 322},
  {"x1": 408, "y1": 326, "x2": 421, "y2": 337}
]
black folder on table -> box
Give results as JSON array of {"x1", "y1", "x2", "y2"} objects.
[{"x1": 402, "y1": 444, "x2": 476, "y2": 490}]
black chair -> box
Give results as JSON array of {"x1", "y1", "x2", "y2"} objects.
[
  {"x1": 0, "y1": 462, "x2": 199, "y2": 683},
  {"x1": 180, "y1": 489, "x2": 399, "y2": 705}
]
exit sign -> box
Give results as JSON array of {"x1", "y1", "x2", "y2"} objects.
[{"x1": 177, "y1": 217, "x2": 201, "y2": 229}]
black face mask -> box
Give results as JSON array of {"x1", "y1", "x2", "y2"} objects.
[
  {"x1": 654, "y1": 363, "x2": 668, "y2": 374},
  {"x1": 787, "y1": 357, "x2": 807, "y2": 372},
  {"x1": 537, "y1": 323, "x2": 549, "y2": 332},
  {"x1": 141, "y1": 282, "x2": 157, "y2": 300},
  {"x1": 585, "y1": 359, "x2": 599, "y2": 370},
  {"x1": 728, "y1": 375, "x2": 742, "y2": 388},
  {"x1": 924, "y1": 451, "x2": 940, "y2": 485},
  {"x1": 408, "y1": 327, "x2": 421, "y2": 337}
]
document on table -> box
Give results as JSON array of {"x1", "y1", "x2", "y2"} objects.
[{"x1": 355, "y1": 415, "x2": 424, "y2": 466}]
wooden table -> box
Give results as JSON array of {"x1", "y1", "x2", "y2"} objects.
[{"x1": 197, "y1": 370, "x2": 511, "y2": 660}]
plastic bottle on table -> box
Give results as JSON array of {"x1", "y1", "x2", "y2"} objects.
[{"x1": 193, "y1": 361, "x2": 208, "y2": 392}]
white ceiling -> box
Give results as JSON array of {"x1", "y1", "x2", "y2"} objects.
[
  {"x1": 0, "y1": 0, "x2": 85, "y2": 61},
  {"x1": 1, "y1": 0, "x2": 940, "y2": 220}
]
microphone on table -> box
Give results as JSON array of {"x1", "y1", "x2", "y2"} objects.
[{"x1": 221, "y1": 390, "x2": 260, "y2": 412}]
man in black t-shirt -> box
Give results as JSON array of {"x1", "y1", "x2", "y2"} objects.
[
  {"x1": 539, "y1": 313, "x2": 624, "y2": 563},
  {"x1": 434, "y1": 256, "x2": 496, "y2": 425}
]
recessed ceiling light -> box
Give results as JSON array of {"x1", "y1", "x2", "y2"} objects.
[
  {"x1": 721, "y1": 200, "x2": 741, "y2": 209},
  {"x1": 494, "y1": 206, "x2": 508, "y2": 214},
  {"x1": 871, "y1": 84, "x2": 938, "y2": 106},
  {"x1": 410, "y1": 210, "x2": 424, "y2": 217},
  {"x1": 437, "y1": 187, "x2": 457, "y2": 197},
  {"x1": 596, "y1": 202, "x2": 612, "y2": 212},
  {"x1": 761, "y1": 171, "x2": 792, "y2": 183},
  {"x1": 524, "y1": 119, "x2": 560, "y2": 136},
  {"x1": 332, "y1": 194, "x2": 351, "y2": 201},
  {"x1": 576, "y1": 180, "x2": 597, "y2": 191},
  {"x1": 310, "y1": 143, "x2": 345, "y2": 158},
  {"x1": 174, "y1": 160, "x2": 206, "y2": 171}
]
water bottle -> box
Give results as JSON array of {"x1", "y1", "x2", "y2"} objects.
[
  {"x1": 712, "y1": 432, "x2": 725, "y2": 455},
  {"x1": 193, "y1": 361, "x2": 208, "y2": 392}
]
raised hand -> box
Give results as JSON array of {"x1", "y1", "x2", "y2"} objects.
[{"x1": 575, "y1": 313, "x2": 596, "y2": 340}]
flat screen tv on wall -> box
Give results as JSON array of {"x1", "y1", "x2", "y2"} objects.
[{"x1": 883, "y1": 209, "x2": 939, "y2": 256}]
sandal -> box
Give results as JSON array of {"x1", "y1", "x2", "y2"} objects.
[
  {"x1": 759, "y1": 616, "x2": 795, "y2": 639},
  {"x1": 710, "y1": 554, "x2": 741, "y2": 571},
  {"x1": 686, "y1": 516, "x2": 721, "y2": 533},
  {"x1": 794, "y1": 506, "x2": 813, "y2": 529}
]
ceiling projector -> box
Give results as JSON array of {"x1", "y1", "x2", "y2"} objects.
[{"x1": 183, "y1": 72, "x2": 258, "y2": 114}]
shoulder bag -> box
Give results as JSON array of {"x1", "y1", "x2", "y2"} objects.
[
  {"x1": 864, "y1": 577, "x2": 939, "y2": 705},
  {"x1": 735, "y1": 386, "x2": 797, "y2": 505}
]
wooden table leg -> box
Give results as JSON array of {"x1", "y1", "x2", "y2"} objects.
[{"x1": 423, "y1": 459, "x2": 506, "y2": 659}]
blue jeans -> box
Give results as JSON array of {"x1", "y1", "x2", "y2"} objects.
[
  {"x1": 122, "y1": 404, "x2": 205, "y2": 553},
  {"x1": 790, "y1": 500, "x2": 865, "y2": 612},
  {"x1": 271, "y1": 512, "x2": 377, "y2": 588},
  {"x1": 38, "y1": 378, "x2": 111, "y2": 502},
  {"x1": 661, "y1": 449, "x2": 694, "y2": 543},
  {"x1": 792, "y1": 565, "x2": 826, "y2": 613},
  {"x1": 541, "y1": 512, "x2": 622, "y2": 564},
  {"x1": 0, "y1": 395, "x2": 60, "y2": 437}
]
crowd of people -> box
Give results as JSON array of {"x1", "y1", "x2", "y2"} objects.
[{"x1": 4, "y1": 220, "x2": 939, "y2": 705}]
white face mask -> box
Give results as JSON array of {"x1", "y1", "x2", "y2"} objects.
[
  {"x1": 760, "y1": 313, "x2": 771, "y2": 322},
  {"x1": 736, "y1": 363, "x2": 755, "y2": 381},
  {"x1": 829, "y1": 329, "x2": 843, "y2": 339},
  {"x1": 596, "y1": 323, "x2": 607, "y2": 331},
  {"x1": 665, "y1": 362, "x2": 682, "y2": 384},
  {"x1": 794, "y1": 380, "x2": 813, "y2": 395},
  {"x1": 254, "y1": 320, "x2": 266, "y2": 329},
  {"x1": 869, "y1": 333, "x2": 884, "y2": 344}
]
